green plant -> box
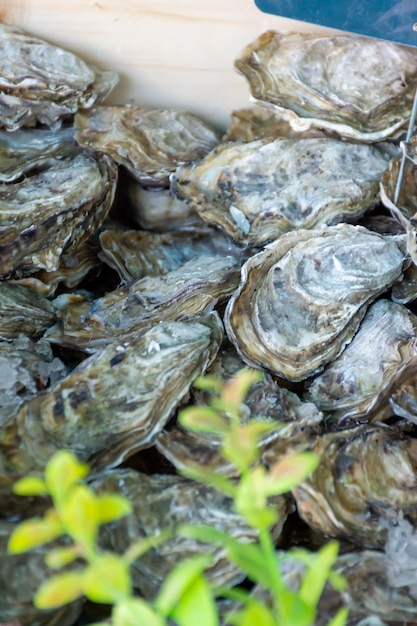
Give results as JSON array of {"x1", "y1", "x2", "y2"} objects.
[{"x1": 7, "y1": 368, "x2": 349, "y2": 626}]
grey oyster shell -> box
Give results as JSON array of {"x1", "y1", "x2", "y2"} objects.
[
  {"x1": 235, "y1": 31, "x2": 417, "y2": 142},
  {"x1": 389, "y1": 358, "x2": 417, "y2": 424},
  {"x1": 0, "y1": 24, "x2": 118, "y2": 131},
  {"x1": 0, "y1": 313, "x2": 223, "y2": 515},
  {"x1": 0, "y1": 152, "x2": 118, "y2": 279},
  {"x1": 92, "y1": 469, "x2": 290, "y2": 599},
  {"x1": 224, "y1": 224, "x2": 404, "y2": 381},
  {"x1": 0, "y1": 520, "x2": 84, "y2": 626},
  {"x1": 157, "y1": 342, "x2": 323, "y2": 475},
  {"x1": 171, "y1": 137, "x2": 390, "y2": 246},
  {"x1": 305, "y1": 300, "x2": 417, "y2": 426},
  {"x1": 0, "y1": 126, "x2": 79, "y2": 182},
  {"x1": 0, "y1": 283, "x2": 56, "y2": 340},
  {"x1": 126, "y1": 185, "x2": 203, "y2": 232},
  {"x1": 74, "y1": 106, "x2": 220, "y2": 187},
  {"x1": 392, "y1": 262, "x2": 417, "y2": 304},
  {"x1": 291, "y1": 423, "x2": 417, "y2": 548},
  {"x1": 46, "y1": 255, "x2": 239, "y2": 352},
  {"x1": 98, "y1": 226, "x2": 244, "y2": 282}
]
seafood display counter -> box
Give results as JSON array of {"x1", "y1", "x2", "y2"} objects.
[{"x1": 2, "y1": 2, "x2": 417, "y2": 626}]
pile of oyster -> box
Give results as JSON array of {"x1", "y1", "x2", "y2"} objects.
[{"x1": 3, "y1": 23, "x2": 417, "y2": 626}]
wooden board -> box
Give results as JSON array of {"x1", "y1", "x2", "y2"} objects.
[{"x1": 0, "y1": 0, "x2": 336, "y2": 129}]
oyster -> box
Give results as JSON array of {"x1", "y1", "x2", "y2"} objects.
[
  {"x1": 0, "y1": 283, "x2": 56, "y2": 340},
  {"x1": 224, "y1": 224, "x2": 404, "y2": 381},
  {"x1": 0, "y1": 126, "x2": 79, "y2": 182},
  {"x1": 74, "y1": 106, "x2": 220, "y2": 186},
  {"x1": 389, "y1": 358, "x2": 417, "y2": 424},
  {"x1": 290, "y1": 423, "x2": 417, "y2": 548},
  {"x1": 0, "y1": 152, "x2": 118, "y2": 279},
  {"x1": 99, "y1": 226, "x2": 243, "y2": 282},
  {"x1": 0, "y1": 519, "x2": 84, "y2": 626},
  {"x1": 93, "y1": 468, "x2": 290, "y2": 598},
  {"x1": 46, "y1": 255, "x2": 239, "y2": 352},
  {"x1": 157, "y1": 342, "x2": 323, "y2": 475},
  {"x1": 0, "y1": 313, "x2": 223, "y2": 514},
  {"x1": 0, "y1": 24, "x2": 118, "y2": 131},
  {"x1": 235, "y1": 31, "x2": 417, "y2": 142},
  {"x1": 171, "y1": 138, "x2": 390, "y2": 246},
  {"x1": 380, "y1": 139, "x2": 417, "y2": 221},
  {"x1": 392, "y1": 262, "x2": 417, "y2": 304},
  {"x1": 305, "y1": 300, "x2": 417, "y2": 426}
]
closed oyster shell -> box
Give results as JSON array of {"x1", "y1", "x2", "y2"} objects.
[
  {"x1": 0, "y1": 519, "x2": 84, "y2": 626},
  {"x1": 93, "y1": 468, "x2": 290, "y2": 598},
  {"x1": 0, "y1": 283, "x2": 56, "y2": 340},
  {"x1": 0, "y1": 126, "x2": 79, "y2": 182},
  {"x1": 291, "y1": 423, "x2": 417, "y2": 548},
  {"x1": 171, "y1": 138, "x2": 389, "y2": 246},
  {"x1": 74, "y1": 106, "x2": 220, "y2": 187},
  {"x1": 99, "y1": 226, "x2": 244, "y2": 282},
  {"x1": 0, "y1": 152, "x2": 118, "y2": 279},
  {"x1": 0, "y1": 24, "x2": 118, "y2": 131},
  {"x1": 235, "y1": 31, "x2": 417, "y2": 142},
  {"x1": 392, "y1": 262, "x2": 417, "y2": 304},
  {"x1": 305, "y1": 300, "x2": 417, "y2": 426},
  {"x1": 157, "y1": 342, "x2": 323, "y2": 475},
  {"x1": 389, "y1": 358, "x2": 417, "y2": 424},
  {"x1": 224, "y1": 225, "x2": 404, "y2": 381},
  {"x1": 0, "y1": 313, "x2": 223, "y2": 515},
  {"x1": 46, "y1": 255, "x2": 239, "y2": 352}
]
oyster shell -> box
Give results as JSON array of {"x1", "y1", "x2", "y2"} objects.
[
  {"x1": 99, "y1": 226, "x2": 243, "y2": 282},
  {"x1": 235, "y1": 31, "x2": 417, "y2": 142},
  {"x1": 0, "y1": 126, "x2": 79, "y2": 183},
  {"x1": 0, "y1": 313, "x2": 223, "y2": 514},
  {"x1": 74, "y1": 106, "x2": 220, "y2": 186},
  {"x1": 0, "y1": 519, "x2": 84, "y2": 626},
  {"x1": 46, "y1": 255, "x2": 239, "y2": 352},
  {"x1": 392, "y1": 262, "x2": 417, "y2": 304},
  {"x1": 291, "y1": 423, "x2": 417, "y2": 548},
  {"x1": 224, "y1": 224, "x2": 404, "y2": 381},
  {"x1": 0, "y1": 24, "x2": 118, "y2": 131},
  {"x1": 171, "y1": 138, "x2": 390, "y2": 246},
  {"x1": 305, "y1": 300, "x2": 417, "y2": 426},
  {"x1": 157, "y1": 342, "x2": 323, "y2": 475},
  {"x1": 0, "y1": 283, "x2": 56, "y2": 340},
  {"x1": 93, "y1": 468, "x2": 290, "y2": 598},
  {"x1": 0, "y1": 152, "x2": 118, "y2": 279},
  {"x1": 380, "y1": 138, "x2": 417, "y2": 221},
  {"x1": 389, "y1": 358, "x2": 417, "y2": 424}
]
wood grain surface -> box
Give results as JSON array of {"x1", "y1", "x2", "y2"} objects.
[{"x1": 0, "y1": 0, "x2": 336, "y2": 128}]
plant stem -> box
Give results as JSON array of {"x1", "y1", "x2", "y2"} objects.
[{"x1": 258, "y1": 526, "x2": 283, "y2": 623}]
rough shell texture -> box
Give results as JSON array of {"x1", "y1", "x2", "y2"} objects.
[
  {"x1": 305, "y1": 300, "x2": 417, "y2": 426},
  {"x1": 0, "y1": 152, "x2": 118, "y2": 279},
  {"x1": 225, "y1": 224, "x2": 404, "y2": 381},
  {"x1": 157, "y1": 342, "x2": 323, "y2": 475},
  {"x1": 0, "y1": 126, "x2": 79, "y2": 182},
  {"x1": 0, "y1": 24, "x2": 118, "y2": 131},
  {"x1": 171, "y1": 138, "x2": 390, "y2": 246},
  {"x1": 381, "y1": 137, "x2": 417, "y2": 221},
  {"x1": 74, "y1": 106, "x2": 220, "y2": 186},
  {"x1": 93, "y1": 469, "x2": 290, "y2": 598},
  {"x1": 389, "y1": 358, "x2": 417, "y2": 424},
  {"x1": 0, "y1": 313, "x2": 223, "y2": 516},
  {"x1": 46, "y1": 255, "x2": 239, "y2": 352},
  {"x1": 0, "y1": 283, "x2": 56, "y2": 340},
  {"x1": 235, "y1": 31, "x2": 417, "y2": 142},
  {"x1": 291, "y1": 423, "x2": 417, "y2": 548}
]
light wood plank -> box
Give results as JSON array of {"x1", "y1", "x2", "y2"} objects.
[{"x1": 0, "y1": 0, "x2": 336, "y2": 128}]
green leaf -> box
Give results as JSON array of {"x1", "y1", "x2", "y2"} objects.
[
  {"x1": 155, "y1": 554, "x2": 213, "y2": 616},
  {"x1": 95, "y1": 493, "x2": 133, "y2": 525},
  {"x1": 298, "y1": 541, "x2": 339, "y2": 608},
  {"x1": 327, "y1": 607, "x2": 349, "y2": 626},
  {"x1": 179, "y1": 406, "x2": 228, "y2": 435},
  {"x1": 179, "y1": 464, "x2": 236, "y2": 498},
  {"x1": 124, "y1": 529, "x2": 172, "y2": 564},
  {"x1": 59, "y1": 485, "x2": 98, "y2": 552},
  {"x1": 83, "y1": 553, "x2": 132, "y2": 604},
  {"x1": 221, "y1": 428, "x2": 259, "y2": 471},
  {"x1": 221, "y1": 369, "x2": 263, "y2": 408},
  {"x1": 277, "y1": 588, "x2": 314, "y2": 626},
  {"x1": 223, "y1": 540, "x2": 274, "y2": 589},
  {"x1": 45, "y1": 450, "x2": 89, "y2": 506},
  {"x1": 192, "y1": 375, "x2": 223, "y2": 393},
  {"x1": 34, "y1": 571, "x2": 85, "y2": 608},
  {"x1": 327, "y1": 569, "x2": 347, "y2": 593},
  {"x1": 113, "y1": 598, "x2": 166, "y2": 626},
  {"x1": 226, "y1": 598, "x2": 277, "y2": 626},
  {"x1": 235, "y1": 467, "x2": 268, "y2": 521},
  {"x1": 13, "y1": 475, "x2": 49, "y2": 496},
  {"x1": 170, "y1": 573, "x2": 218, "y2": 626},
  {"x1": 7, "y1": 517, "x2": 62, "y2": 553},
  {"x1": 267, "y1": 452, "x2": 320, "y2": 495},
  {"x1": 45, "y1": 546, "x2": 80, "y2": 569}
]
